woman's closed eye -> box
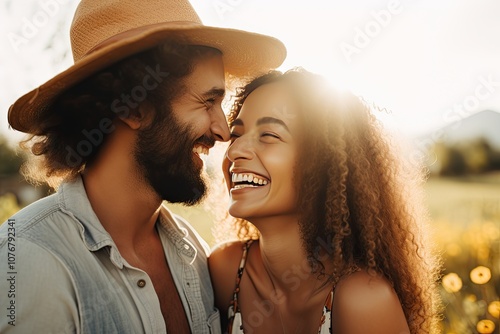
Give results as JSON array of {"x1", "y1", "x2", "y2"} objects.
[
  {"x1": 262, "y1": 132, "x2": 280, "y2": 139},
  {"x1": 229, "y1": 131, "x2": 282, "y2": 143},
  {"x1": 260, "y1": 132, "x2": 281, "y2": 142}
]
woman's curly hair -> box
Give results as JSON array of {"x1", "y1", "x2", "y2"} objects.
[
  {"x1": 219, "y1": 68, "x2": 442, "y2": 333},
  {"x1": 20, "y1": 39, "x2": 221, "y2": 189}
]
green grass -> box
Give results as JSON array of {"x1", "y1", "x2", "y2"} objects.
[{"x1": 424, "y1": 173, "x2": 500, "y2": 225}]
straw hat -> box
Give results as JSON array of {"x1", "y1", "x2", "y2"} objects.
[{"x1": 8, "y1": 0, "x2": 286, "y2": 133}]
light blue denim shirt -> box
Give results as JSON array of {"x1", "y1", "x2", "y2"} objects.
[{"x1": 0, "y1": 176, "x2": 220, "y2": 333}]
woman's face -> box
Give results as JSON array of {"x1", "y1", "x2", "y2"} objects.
[{"x1": 224, "y1": 82, "x2": 301, "y2": 220}]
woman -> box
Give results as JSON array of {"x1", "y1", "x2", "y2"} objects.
[{"x1": 209, "y1": 68, "x2": 441, "y2": 334}]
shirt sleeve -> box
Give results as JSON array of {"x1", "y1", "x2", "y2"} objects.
[{"x1": 0, "y1": 238, "x2": 80, "y2": 333}]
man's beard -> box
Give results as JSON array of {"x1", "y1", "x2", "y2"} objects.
[{"x1": 134, "y1": 109, "x2": 212, "y2": 206}]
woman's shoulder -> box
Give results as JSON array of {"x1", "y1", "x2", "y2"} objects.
[
  {"x1": 335, "y1": 270, "x2": 395, "y2": 299},
  {"x1": 211, "y1": 239, "x2": 250, "y2": 255},
  {"x1": 332, "y1": 270, "x2": 410, "y2": 333},
  {"x1": 209, "y1": 239, "x2": 254, "y2": 268},
  {"x1": 209, "y1": 240, "x2": 256, "y2": 312}
]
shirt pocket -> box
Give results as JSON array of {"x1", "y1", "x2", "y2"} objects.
[{"x1": 207, "y1": 309, "x2": 221, "y2": 334}]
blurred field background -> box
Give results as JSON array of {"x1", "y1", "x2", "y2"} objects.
[{"x1": 1, "y1": 1, "x2": 499, "y2": 332}]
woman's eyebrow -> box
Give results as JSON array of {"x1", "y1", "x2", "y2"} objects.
[
  {"x1": 256, "y1": 117, "x2": 290, "y2": 133},
  {"x1": 231, "y1": 117, "x2": 291, "y2": 133}
]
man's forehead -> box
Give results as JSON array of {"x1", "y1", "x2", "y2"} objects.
[{"x1": 187, "y1": 55, "x2": 226, "y2": 93}]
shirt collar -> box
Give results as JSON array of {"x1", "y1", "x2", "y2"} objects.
[
  {"x1": 57, "y1": 176, "x2": 115, "y2": 252},
  {"x1": 56, "y1": 175, "x2": 197, "y2": 266},
  {"x1": 157, "y1": 205, "x2": 198, "y2": 264}
]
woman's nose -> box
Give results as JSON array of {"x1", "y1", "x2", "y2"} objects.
[{"x1": 225, "y1": 134, "x2": 254, "y2": 162}]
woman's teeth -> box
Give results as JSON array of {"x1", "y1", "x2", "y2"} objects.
[{"x1": 231, "y1": 173, "x2": 269, "y2": 187}]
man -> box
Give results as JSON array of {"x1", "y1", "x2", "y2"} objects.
[{"x1": 0, "y1": 0, "x2": 285, "y2": 332}]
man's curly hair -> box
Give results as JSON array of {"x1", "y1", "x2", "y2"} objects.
[{"x1": 19, "y1": 39, "x2": 221, "y2": 189}]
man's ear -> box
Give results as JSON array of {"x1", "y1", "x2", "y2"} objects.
[{"x1": 117, "y1": 101, "x2": 155, "y2": 130}]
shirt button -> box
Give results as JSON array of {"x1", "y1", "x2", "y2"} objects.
[{"x1": 137, "y1": 279, "x2": 146, "y2": 288}]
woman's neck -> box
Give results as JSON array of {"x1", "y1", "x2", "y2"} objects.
[{"x1": 254, "y1": 216, "x2": 330, "y2": 302}]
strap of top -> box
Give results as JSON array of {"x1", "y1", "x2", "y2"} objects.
[
  {"x1": 226, "y1": 239, "x2": 338, "y2": 334},
  {"x1": 228, "y1": 240, "x2": 254, "y2": 322}
]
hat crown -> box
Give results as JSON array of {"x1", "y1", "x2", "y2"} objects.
[{"x1": 70, "y1": 0, "x2": 202, "y2": 61}]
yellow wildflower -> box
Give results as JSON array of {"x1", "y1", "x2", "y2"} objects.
[
  {"x1": 476, "y1": 319, "x2": 495, "y2": 333},
  {"x1": 488, "y1": 301, "x2": 500, "y2": 318},
  {"x1": 442, "y1": 273, "x2": 462, "y2": 293},
  {"x1": 470, "y1": 266, "x2": 491, "y2": 285}
]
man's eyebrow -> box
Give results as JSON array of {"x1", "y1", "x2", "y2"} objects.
[
  {"x1": 256, "y1": 117, "x2": 290, "y2": 132},
  {"x1": 202, "y1": 87, "x2": 225, "y2": 99}
]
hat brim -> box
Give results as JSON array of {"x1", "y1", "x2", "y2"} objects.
[{"x1": 8, "y1": 21, "x2": 286, "y2": 133}]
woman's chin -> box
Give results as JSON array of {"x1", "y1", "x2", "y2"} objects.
[
  {"x1": 228, "y1": 206, "x2": 245, "y2": 219},
  {"x1": 228, "y1": 204, "x2": 255, "y2": 221}
]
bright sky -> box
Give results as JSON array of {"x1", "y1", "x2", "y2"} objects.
[{"x1": 1, "y1": 0, "x2": 499, "y2": 145}]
